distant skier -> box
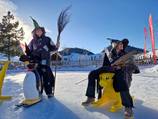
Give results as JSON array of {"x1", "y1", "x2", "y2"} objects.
[{"x1": 28, "y1": 18, "x2": 60, "y2": 98}]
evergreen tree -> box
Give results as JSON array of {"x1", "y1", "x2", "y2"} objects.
[{"x1": 0, "y1": 11, "x2": 24, "y2": 60}]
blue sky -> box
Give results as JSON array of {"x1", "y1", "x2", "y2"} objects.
[{"x1": 10, "y1": 0, "x2": 158, "y2": 53}]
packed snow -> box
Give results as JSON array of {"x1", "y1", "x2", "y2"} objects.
[
  {"x1": 0, "y1": 65, "x2": 158, "y2": 119},
  {"x1": 144, "y1": 65, "x2": 158, "y2": 73}
]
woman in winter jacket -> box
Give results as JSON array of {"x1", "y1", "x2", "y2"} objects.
[
  {"x1": 28, "y1": 18, "x2": 60, "y2": 98},
  {"x1": 82, "y1": 39, "x2": 129, "y2": 106},
  {"x1": 110, "y1": 40, "x2": 140, "y2": 118}
]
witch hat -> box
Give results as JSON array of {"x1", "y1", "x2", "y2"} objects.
[
  {"x1": 107, "y1": 38, "x2": 120, "y2": 48},
  {"x1": 30, "y1": 17, "x2": 42, "y2": 30}
]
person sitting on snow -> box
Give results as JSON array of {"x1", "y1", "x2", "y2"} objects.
[{"x1": 28, "y1": 17, "x2": 60, "y2": 98}]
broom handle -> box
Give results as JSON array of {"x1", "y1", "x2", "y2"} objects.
[{"x1": 54, "y1": 34, "x2": 60, "y2": 79}]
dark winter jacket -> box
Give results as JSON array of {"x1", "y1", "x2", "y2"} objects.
[
  {"x1": 29, "y1": 35, "x2": 58, "y2": 65},
  {"x1": 109, "y1": 49, "x2": 140, "y2": 92},
  {"x1": 122, "y1": 59, "x2": 140, "y2": 87},
  {"x1": 109, "y1": 49, "x2": 126, "y2": 64}
]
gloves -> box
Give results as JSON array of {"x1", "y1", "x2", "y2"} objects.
[{"x1": 19, "y1": 55, "x2": 30, "y2": 62}]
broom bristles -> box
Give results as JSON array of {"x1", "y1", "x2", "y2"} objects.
[{"x1": 57, "y1": 6, "x2": 71, "y2": 37}]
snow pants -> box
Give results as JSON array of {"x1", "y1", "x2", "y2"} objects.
[
  {"x1": 85, "y1": 67, "x2": 134, "y2": 108},
  {"x1": 85, "y1": 69, "x2": 99, "y2": 98},
  {"x1": 85, "y1": 67, "x2": 113, "y2": 98},
  {"x1": 113, "y1": 69, "x2": 134, "y2": 108},
  {"x1": 120, "y1": 91, "x2": 133, "y2": 108},
  {"x1": 37, "y1": 65, "x2": 55, "y2": 95}
]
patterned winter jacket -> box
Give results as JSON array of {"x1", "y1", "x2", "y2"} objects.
[
  {"x1": 29, "y1": 35, "x2": 58, "y2": 65},
  {"x1": 109, "y1": 49, "x2": 140, "y2": 88},
  {"x1": 122, "y1": 58, "x2": 140, "y2": 87}
]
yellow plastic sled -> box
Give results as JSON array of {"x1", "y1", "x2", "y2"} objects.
[
  {"x1": 21, "y1": 98, "x2": 41, "y2": 106},
  {"x1": 92, "y1": 73, "x2": 122, "y2": 112},
  {"x1": 0, "y1": 61, "x2": 12, "y2": 101}
]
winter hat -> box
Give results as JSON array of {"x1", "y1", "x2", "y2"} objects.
[
  {"x1": 122, "y1": 38, "x2": 129, "y2": 50},
  {"x1": 30, "y1": 17, "x2": 45, "y2": 32},
  {"x1": 111, "y1": 40, "x2": 120, "y2": 48},
  {"x1": 114, "y1": 41, "x2": 123, "y2": 49},
  {"x1": 107, "y1": 38, "x2": 129, "y2": 50},
  {"x1": 106, "y1": 39, "x2": 119, "y2": 48},
  {"x1": 114, "y1": 39, "x2": 129, "y2": 50}
]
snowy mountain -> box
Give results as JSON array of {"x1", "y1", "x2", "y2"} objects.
[
  {"x1": 59, "y1": 48, "x2": 97, "y2": 64},
  {"x1": 105, "y1": 45, "x2": 144, "y2": 53},
  {"x1": 60, "y1": 46, "x2": 144, "y2": 56},
  {"x1": 59, "y1": 48, "x2": 94, "y2": 56},
  {"x1": 57, "y1": 46, "x2": 144, "y2": 67}
]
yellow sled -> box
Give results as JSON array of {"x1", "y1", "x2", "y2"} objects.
[
  {"x1": 21, "y1": 98, "x2": 41, "y2": 106},
  {"x1": 0, "y1": 61, "x2": 12, "y2": 101},
  {"x1": 92, "y1": 73, "x2": 122, "y2": 112}
]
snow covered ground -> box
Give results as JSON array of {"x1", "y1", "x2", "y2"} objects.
[
  {"x1": 0, "y1": 65, "x2": 158, "y2": 119},
  {"x1": 0, "y1": 53, "x2": 19, "y2": 62}
]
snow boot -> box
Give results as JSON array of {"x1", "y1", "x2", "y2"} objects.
[
  {"x1": 124, "y1": 107, "x2": 134, "y2": 119},
  {"x1": 82, "y1": 97, "x2": 95, "y2": 106},
  {"x1": 47, "y1": 93, "x2": 54, "y2": 98}
]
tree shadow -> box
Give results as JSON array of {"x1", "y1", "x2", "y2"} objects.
[{"x1": 84, "y1": 99, "x2": 158, "y2": 119}]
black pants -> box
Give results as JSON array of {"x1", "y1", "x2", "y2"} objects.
[
  {"x1": 37, "y1": 65, "x2": 55, "y2": 95},
  {"x1": 113, "y1": 69, "x2": 134, "y2": 108},
  {"x1": 86, "y1": 70, "x2": 99, "y2": 98},
  {"x1": 85, "y1": 66, "x2": 113, "y2": 98},
  {"x1": 120, "y1": 90, "x2": 133, "y2": 108},
  {"x1": 85, "y1": 67, "x2": 133, "y2": 108}
]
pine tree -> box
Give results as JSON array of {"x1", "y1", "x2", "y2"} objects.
[{"x1": 0, "y1": 11, "x2": 24, "y2": 61}]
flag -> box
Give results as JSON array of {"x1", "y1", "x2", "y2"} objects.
[
  {"x1": 149, "y1": 14, "x2": 157, "y2": 64},
  {"x1": 144, "y1": 27, "x2": 147, "y2": 59}
]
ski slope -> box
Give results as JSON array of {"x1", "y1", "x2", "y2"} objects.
[{"x1": 0, "y1": 65, "x2": 158, "y2": 119}]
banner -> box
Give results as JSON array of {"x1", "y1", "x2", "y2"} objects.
[
  {"x1": 144, "y1": 27, "x2": 147, "y2": 59},
  {"x1": 149, "y1": 14, "x2": 157, "y2": 64}
]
